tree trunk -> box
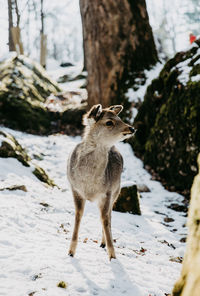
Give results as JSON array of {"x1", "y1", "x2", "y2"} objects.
[
  {"x1": 14, "y1": 0, "x2": 20, "y2": 27},
  {"x1": 11, "y1": 26, "x2": 24, "y2": 55},
  {"x1": 8, "y1": 0, "x2": 15, "y2": 51},
  {"x1": 40, "y1": 0, "x2": 47, "y2": 68},
  {"x1": 173, "y1": 154, "x2": 200, "y2": 296},
  {"x1": 40, "y1": 0, "x2": 44, "y2": 35},
  {"x1": 80, "y1": 0, "x2": 158, "y2": 108}
]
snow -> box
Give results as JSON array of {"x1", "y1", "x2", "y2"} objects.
[
  {"x1": 0, "y1": 126, "x2": 186, "y2": 296},
  {"x1": 176, "y1": 59, "x2": 192, "y2": 86},
  {"x1": 171, "y1": 44, "x2": 200, "y2": 86},
  {"x1": 191, "y1": 74, "x2": 200, "y2": 82},
  {"x1": 126, "y1": 62, "x2": 163, "y2": 103}
]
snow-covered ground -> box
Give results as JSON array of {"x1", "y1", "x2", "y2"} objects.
[{"x1": 0, "y1": 126, "x2": 186, "y2": 296}]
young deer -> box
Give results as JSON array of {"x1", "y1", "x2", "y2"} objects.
[{"x1": 67, "y1": 104, "x2": 135, "y2": 260}]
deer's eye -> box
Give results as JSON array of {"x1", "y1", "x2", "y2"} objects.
[{"x1": 106, "y1": 120, "x2": 114, "y2": 126}]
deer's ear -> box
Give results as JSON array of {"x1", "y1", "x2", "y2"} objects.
[
  {"x1": 83, "y1": 104, "x2": 102, "y2": 126},
  {"x1": 109, "y1": 105, "x2": 123, "y2": 115}
]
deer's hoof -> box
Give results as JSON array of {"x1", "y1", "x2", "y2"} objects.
[
  {"x1": 109, "y1": 255, "x2": 116, "y2": 261},
  {"x1": 68, "y1": 251, "x2": 74, "y2": 257},
  {"x1": 100, "y1": 243, "x2": 106, "y2": 248}
]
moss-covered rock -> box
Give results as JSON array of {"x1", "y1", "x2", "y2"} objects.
[
  {"x1": 0, "y1": 55, "x2": 87, "y2": 135},
  {"x1": 172, "y1": 154, "x2": 200, "y2": 296},
  {"x1": 131, "y1": 39, "x2": 200, "y2": 196},
  {"x1": 113, "y1": 184, "x2": 141, "y2": 215},
  {"x1": 0, "y1": 185, "x2": 27, "y2": 192},
  {"x1": 57, "y1": 281, "x2": 67, "y2": 289},
  {"x1": 57, "y1": 71, "x2": 87, "y2": 84},
  {"x1": 0, "y1": 131, "x2": 30, "y2": 166},
  {"x1": 0, "y1": 55, "x2": 61, "y2": 134},
  {"x1": 61, "y1": 104, "x2": 87, "y2": 128},
  {"x1": 0, "y1": 130, "x2": 55, "y2": 187},
  {"x1": 33, "y1": 165, "x2": 56, "y2": 187}
]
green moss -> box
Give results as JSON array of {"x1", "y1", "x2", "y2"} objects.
[
  {"x1": 131, "y1": 40, "x2": 200, "y2": 196},
  {"x1": 0, "y1": 94, "x2": 51, "y2": 133},
  {"x1": 0, "y1": 131, "x2": 30, "y2": 166},
  {"x1": 57, "y1": 281, "x2": 67, "y2": 289},
  {"x1": 0, "y1": 55, "x2": 61, "y2": 134},
  {"x1": 113, "y1": 185, "x2": 141, "y2": 215},
  {"x1": 33, "y1": 166, "x2": 55, "y2": 187},
  {"x1": 0, "y1": 131, "x2": 57, "y2": 187}
]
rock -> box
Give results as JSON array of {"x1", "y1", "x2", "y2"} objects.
[
  {"x1": 0, "y1": 131, "x2": 30, "y2": 166},
  {"x1": 61, "y1": 104, "x2": 87, "y2": 128},
  {"x1": 0, "y1": 55, "x2": 61, "y2": 134},
  {"x1": 33, "y1": 165, "x2": 56, "y2": 187},
  {"x1": 57, "y1": 281, "x2": 67, "y2": 289},
  {"x1": 137, "y1": 183, "x2": 150, "y2": 192},
  {"x1": 0, "y1": 130, "x2": 56, "y2": 187},
  {"x1": 130, "y1": 39, "x2": 200, "y2": 197},
  {"x1": 40, "y1": 202, "x2": 50, "y2": 207},
  {"x1": 164, "y1": 217, "x2": 175, "y2": 223},
  {"x1": 172, "y1": 154, "x2": 200, "y2": 296},
  {"x1": 57, "y1": 72, "x2": 87, "y2": 84},
  {"x1": 113, "y1": 184, "x2": 141, "y2": 215},
  {"x1": 57, "y1": 74, "x2": 70, "y2": 83},
  {"x1": 170, "y1": 256, "x2": 183, "y2": 264},
  {"x1": 180, "y1": 237, "x2": 186, "y2": 243},
  {"x1": 0, "y1": 185, "x2": 27, "y2": 192},
  {"x1": 0, "y1": 55, "x2": 87, "y2": 135},
  {"x1": 60, "y1": 62, "x2": 74, "y2": 67},
  {"x1": 168, "y1": 203, "x2": 187, "y2": 213}
]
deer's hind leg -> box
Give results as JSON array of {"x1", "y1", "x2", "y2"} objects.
[
  {"x1": 99, "y1": 192, "x2": 116, "y2": 260},
  {"x1": 68, "y1": 189, "x2": 85, "y2": 257},
  {"x1": 100, "y1": 188, "x2": 120, "y2": 249}
]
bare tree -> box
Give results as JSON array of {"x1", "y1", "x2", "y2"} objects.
[
  {"x1": 8, "y1": 0, "x2": 15, "y2": 51},
  {"x1": 40, "y1": 0, "x2": 47, "y2": 68},
  {"x1": 14, "y1": 0, "x2": 20, "y2": 26},
  {"x1": 80, "y1": 0, "x2": 158, "y2": 107}
]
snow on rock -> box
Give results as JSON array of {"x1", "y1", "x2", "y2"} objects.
[
  {"x1": 191, "y1": 74, "x2": 200, "y2": 82},
  {"x1": 173, "y1": 58, "x2": 192, "y2": 86},
  {"x1": 126, "y1": 62, "x2": 163, "y2": 103},
  {"x1": 0, "y1": 126, "x2": 186, "y2": 296}
]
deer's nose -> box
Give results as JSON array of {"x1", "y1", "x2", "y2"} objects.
[{"x1": 129, "y1": 127, "x2": 135, "y2": 133}]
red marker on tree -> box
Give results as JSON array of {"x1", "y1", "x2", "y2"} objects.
[{"x1": 189, "y1": 33, "x2": 196, "y2": 44}]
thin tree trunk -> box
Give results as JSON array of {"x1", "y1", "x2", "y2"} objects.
[
  {"x1": 80, "y1": 0, "x2": 158, "y2": 107},
  {"x1": 14, "y1": 0, "x2": 20, "y2": 26},
  {"x1": 8, "y1": 0, "x2": 15, "y2": 51},
  {"x1": 40, "y1": 0, "x2": 44, "y2": 35},
  {"x1": 40, "y1": 0, "x2": 47, "y2": 68}
]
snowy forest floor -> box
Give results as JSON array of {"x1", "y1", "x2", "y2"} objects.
[{"x1": 0, "y1": 125, "x2": 187, "y2": 296}]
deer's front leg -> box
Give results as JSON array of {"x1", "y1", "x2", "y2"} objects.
[
  {"x1": 100, "y1": 229, "x2": 106, "y2": 248},
  {"x1": 99, "y1": 193, "x2": 116, "y2": 260},
  {"x1": 68, "y1": 190, "x2": 85, "y2": 257}
]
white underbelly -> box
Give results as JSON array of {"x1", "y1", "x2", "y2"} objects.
[{"x1": 72, "y1": 172, "x2": 106, "y2": 201}]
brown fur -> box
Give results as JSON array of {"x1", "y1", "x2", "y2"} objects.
[{"x1": 67, "y1": 104, "x2": 135, "y2": 260}]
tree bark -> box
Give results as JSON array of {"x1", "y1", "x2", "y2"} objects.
[
  {"x1": 14, "y1": 0, "x2": 20, "y2": 27},
  {"x1": 40, "y1": 0, "x2": 47, "y2": 68},
  {"x1": 8, "y1": 0, "x2": 15, "y2": 51},
  {"x1": 173, "y1": 154, "x2": 200, "y2": 296},
  {"x1": 80, "y1": 0, "x2": 158, "y2": 108}
]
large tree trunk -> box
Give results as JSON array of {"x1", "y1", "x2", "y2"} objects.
[
  {"x1": 80, "y1": 0, "x2": 158, "y2": 108},
  {"x1": 8, "y1": 0, "x2": 15, "y2": 51}
]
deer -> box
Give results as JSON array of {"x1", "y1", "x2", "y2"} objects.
[{"x1": 67, "y1": 104, "x2": 135, "y2": 260}]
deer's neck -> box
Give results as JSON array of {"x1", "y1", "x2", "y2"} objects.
[{"x1": 80, "y1": 136, "x2": 111, "y2": 170}]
